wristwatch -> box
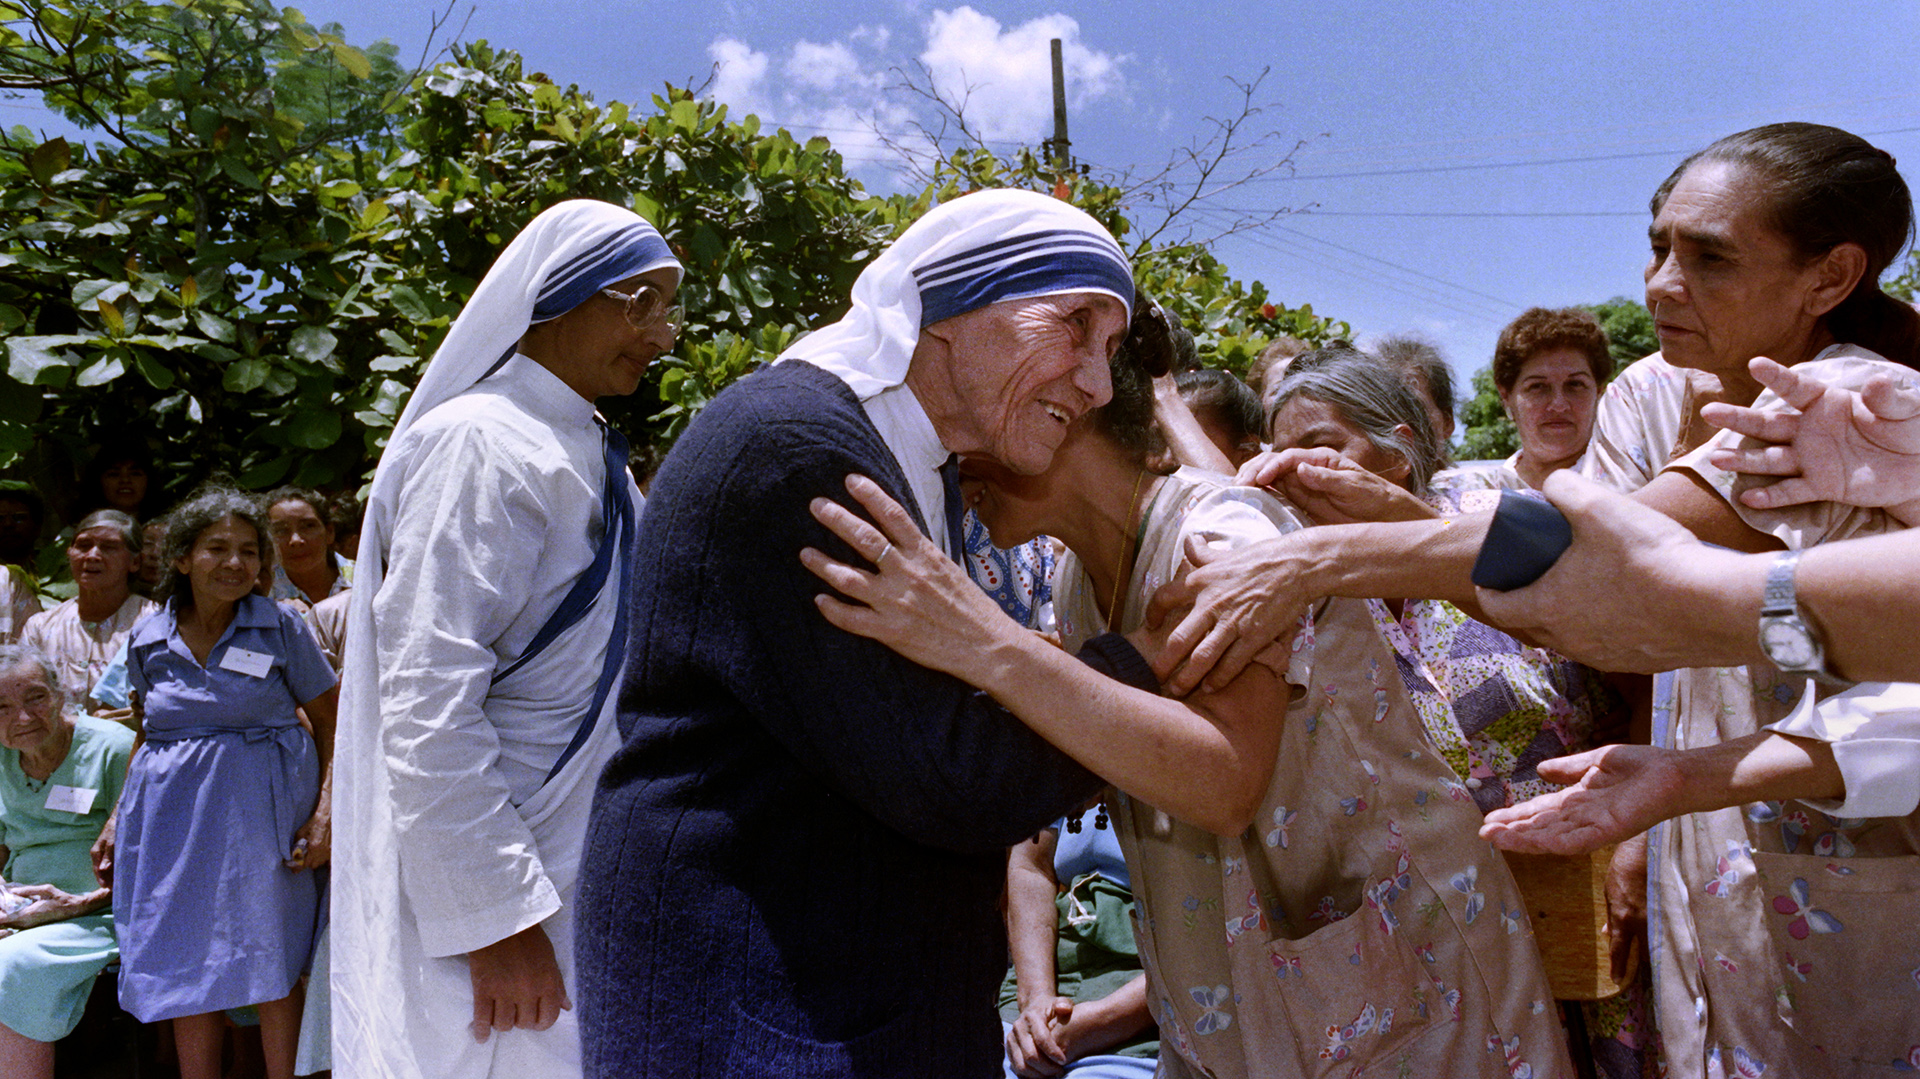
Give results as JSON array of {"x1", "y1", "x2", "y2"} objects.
[{"x1": 1757, "y1": 550, "x2": 1849, "y2": 686}]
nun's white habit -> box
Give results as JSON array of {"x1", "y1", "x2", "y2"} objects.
[{"x1": 330, "y1": 200, "x2": 678, "y2": 1079}]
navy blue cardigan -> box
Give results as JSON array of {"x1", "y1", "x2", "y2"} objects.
[{"x1": 577, "y1": 361, "x2": 1158, "y2": 1078}]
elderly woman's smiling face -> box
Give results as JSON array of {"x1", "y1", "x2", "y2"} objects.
[
  {"x1": 0, "y1": 661, "x2": 62, "y2": 755},
  {"x1": 914, "y1": 291, "x2": 1129, "y2": 475}
]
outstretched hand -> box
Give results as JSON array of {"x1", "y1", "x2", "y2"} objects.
[
  {"x1": 800, "y1": 474, "x2": 1026, "y2": 681},
  {"x1": 1704, "y1": 355, "x2": 1920, "y2": 524},
  {"x1": 1479, "y1": 743, "x2": 1685, "y2": 856},
  {"x1": 1235, "y1": 448, "x2": 1435, "y2": 526}
]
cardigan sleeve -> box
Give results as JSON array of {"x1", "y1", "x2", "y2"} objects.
[{"x1": 683, "y1": 414, "x2": 1156, "y2": 853}]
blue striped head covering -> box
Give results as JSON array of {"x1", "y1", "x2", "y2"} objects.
[
  {"x1": 780, "y1": 189, "x2": 1133, "y2": 399},
  {"x1": 392, "y1": 199, "x2": 682, "y2": 438}
]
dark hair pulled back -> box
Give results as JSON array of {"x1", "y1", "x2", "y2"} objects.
[{"x1": 1654, "y1": 122, "x2": 1920, "y2": 368}]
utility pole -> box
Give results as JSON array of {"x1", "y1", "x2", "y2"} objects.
[{"x1": 1044, "y1": 38, "x2": 1071, "y2": 172}]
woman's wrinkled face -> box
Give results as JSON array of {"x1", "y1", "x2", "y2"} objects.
[
  {"x1": 1266, "y1": 396, "x2": 1413, "y2": 487},
  {"x1": 0, "y1": 664, "x2": 61, "y2": 754},
  {"x1": 267, "y1": 499, "x2": 334, "y2": 573},
  {"x1": 175, "y1": 515, "x2": 262, "y2": 609},
  {"x1": 68, "y1": 524, "x2": 135, "y2": 593},
  {"x1": 101, "y1": 460, "x2": 147, "y2": 512},
  {"x1": 1501, "y1": 349, "x2": 1600, "y2": 467},
  {"x1": 921, "y1": 292, "x2": 1129, "y2": 476},
  {"x1": 1644, "y1": 160, "x2": 1830, "y2": 376},
  {"x1": 537, "y1": 267, "x2": 681, "y2": 402}
]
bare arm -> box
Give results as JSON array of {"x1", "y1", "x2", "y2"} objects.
[
  {"x1": 1480, "y1": 731, "x2": 1844, "y2": 856},
  {"x1": 1005, "y1": 831, "x2": 1071, "y2": 1077},
  {"x1": 1476, "y1": 470, "x2": 1918, "y2": 681},
  {"x1": 802, "y1": 475, "x2": 1285, "y2": 836},
  {"x1": 289, "y1": 686, "x2": 337, "y2": 871},
  {"x1": 1149, "y1": 459, "x2": 1782, "y2": 694},
  {"x1": 1153, "y1": 374, "x2": 1234, "y2": 475}
]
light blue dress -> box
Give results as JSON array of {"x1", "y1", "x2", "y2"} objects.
[
  {"x1": 0, "y1": 716, "x2": 132, "y2": 1041},
  {"x1": 115, "y1": 594, "x2": 337, "y2": 1022}
]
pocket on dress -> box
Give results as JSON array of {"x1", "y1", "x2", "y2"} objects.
[
  {"x1": 1748, "y1": 850, "x2": 1920, "y2": 1067},
  {"x1": 1261, "y1": 907, "x2": 1440, "y2": 1074}
]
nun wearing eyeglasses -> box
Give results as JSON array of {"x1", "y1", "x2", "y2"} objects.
[
  {"x1": 329, "y1": 200, "x2": 681, "y2": 1079},
  {"x1": 574, "y1": 190, "x2": 1159, "y2": 1078}
]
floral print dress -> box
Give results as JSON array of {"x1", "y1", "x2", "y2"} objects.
[
  {"x1": 1053, "y1": 468, "x2": 1573, "y2": 1079},
  {"x1": 1646, "y1": 351, "x2": 1920, "y2": 1079}
]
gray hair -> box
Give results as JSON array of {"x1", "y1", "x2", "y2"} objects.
[
  {"x1": 74, "y1": 508, "x2": 141, "y2": 555},
  {"x1": 0, "y1": 644, "x2": 66, "y2": 709},
  {"x1": 1270, "y1": 345, "x2": 1447, "y2": 494}
]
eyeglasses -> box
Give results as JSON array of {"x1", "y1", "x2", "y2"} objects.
[{"x1": 600, "y1": 284, "x2": 684, "y2": 337}]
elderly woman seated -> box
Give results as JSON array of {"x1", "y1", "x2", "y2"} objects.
[
  {"x1": 0, "y1": 645, "x2": 134, "y2": 1079},
  {"x1": 21, "y1": 511, "x2": 155, "y2": 717}
]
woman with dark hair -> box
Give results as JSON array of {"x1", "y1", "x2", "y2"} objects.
[
  {"x1": 262, "y1": 487, "x2": 353, "y2": 608},
  {"x1": 21, "y1": 510, "x2": 154, "y2": 715},
  {"x1": 78, "y1": 442, "x2": 160, "y2": 523},
  {"x1": 106, "y1": 485, "x2": 337, "y2": 1079},
  {"x1": 1154, "y1": 122, "x2": 1920, "y2": 1078},
  {"x1": 805, "y1": 342, "x2": 1573, "y2": 1077},
  {"x1": 1443, "y1": 309, "x2": 1612, "y2": 493}
]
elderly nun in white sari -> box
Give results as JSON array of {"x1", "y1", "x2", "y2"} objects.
[
  {"x1": 574, "y1": 189, "x2": 1164, "y2": 1078},
  {"x1": 331, "y1": 199, "x2": 681, "y2": 1079}
]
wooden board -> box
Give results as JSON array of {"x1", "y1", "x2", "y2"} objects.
[{"x1": 1502, "y1": 846, "x2": 1632, "y2": 1001}]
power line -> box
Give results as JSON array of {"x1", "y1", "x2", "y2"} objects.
[
  {"x1": 1268, "y1": 221, "x2": 1519, "y2": 308},
  {"x1": 1235, "y1": 125, "x2": 1920, "y2": 184},
  {"x1": 1198, "y1": 209, "x2": 1521, "y2": 315},
  {"x1": 1206, "y1": 217, "x2": 1511, "y2": 326},
  {"x1": 1257, "y1": 209, "x2": 1642, "y2": 219}
]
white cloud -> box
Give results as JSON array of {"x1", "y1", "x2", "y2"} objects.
[
  {"x1": 785, "y1": 40, "x2": 869, "y2": 92},
  {"x1": 706, "y1": 37, "x2": 771, "y2": 113},
  {"x1": 697, "y1": 9, "x2": 1126, "y2": 188},
  {"x1": 918, "y1": 7, "x2": 1124, "y2": 145}
]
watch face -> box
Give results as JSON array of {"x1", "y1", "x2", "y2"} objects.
[{"x1": 1761, "y1": 619, "x2": 1817, "y2": 670}]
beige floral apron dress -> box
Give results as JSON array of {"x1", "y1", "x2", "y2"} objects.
[
  {"x1": 1650, "y1": 352, "x2": 1920, "y2": 1078},
  {"x1": 1054, "y1": 468, "x2": 1573, "y2": 1079}
]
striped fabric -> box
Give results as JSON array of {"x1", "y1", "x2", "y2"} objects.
[
  {"x1": 914, "y1": 227, "x2": 1134, "y2": 327},
  {"x1": 532, "y1": 221, "x2": 678, "y2": 323},
  {"x1": 390, "y1": 199, "x2": 681, "y2": 440},
  {"x1": 777, "y1": 188, "x2": 1134, "y2": 401}
]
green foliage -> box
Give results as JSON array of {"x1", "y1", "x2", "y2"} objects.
[
  {"x1": 0, "y1": 4, "x2": 1344, "y2": 504},
  {"x1": 1884, "y1": 249, "x2": 1918, "y2": 303},
  {"x1": 1456, "y1": 367, "x2": 1517, "y2": 461},
  {"x1": 1582, "y1": 295, "x2": 1659, "y2": 372}
]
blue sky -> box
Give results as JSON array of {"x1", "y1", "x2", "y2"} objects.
[{"x1": 10, "y1": 0, "x2": 1920, "y2": 390}]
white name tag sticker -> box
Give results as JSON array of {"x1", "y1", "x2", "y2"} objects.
[
  {"x1": 45, "y1": 785, "x2": 97, "y2": 815},
  {"x1": 220, "y1": 647, "x2": 273, "y2": 679}
]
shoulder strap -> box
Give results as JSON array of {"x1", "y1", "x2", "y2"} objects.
[{"x1": 489, "y1": 419, "x2": 636, "y2": 783}]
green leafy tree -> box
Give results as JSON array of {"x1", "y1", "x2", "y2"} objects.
[{"x1": 1, "y1": 5, "x2": 1344, "y2": 512}]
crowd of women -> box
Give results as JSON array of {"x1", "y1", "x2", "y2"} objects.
[{"x1": 0, "y1": 118, "x2": 1915, "y2": 1079}]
